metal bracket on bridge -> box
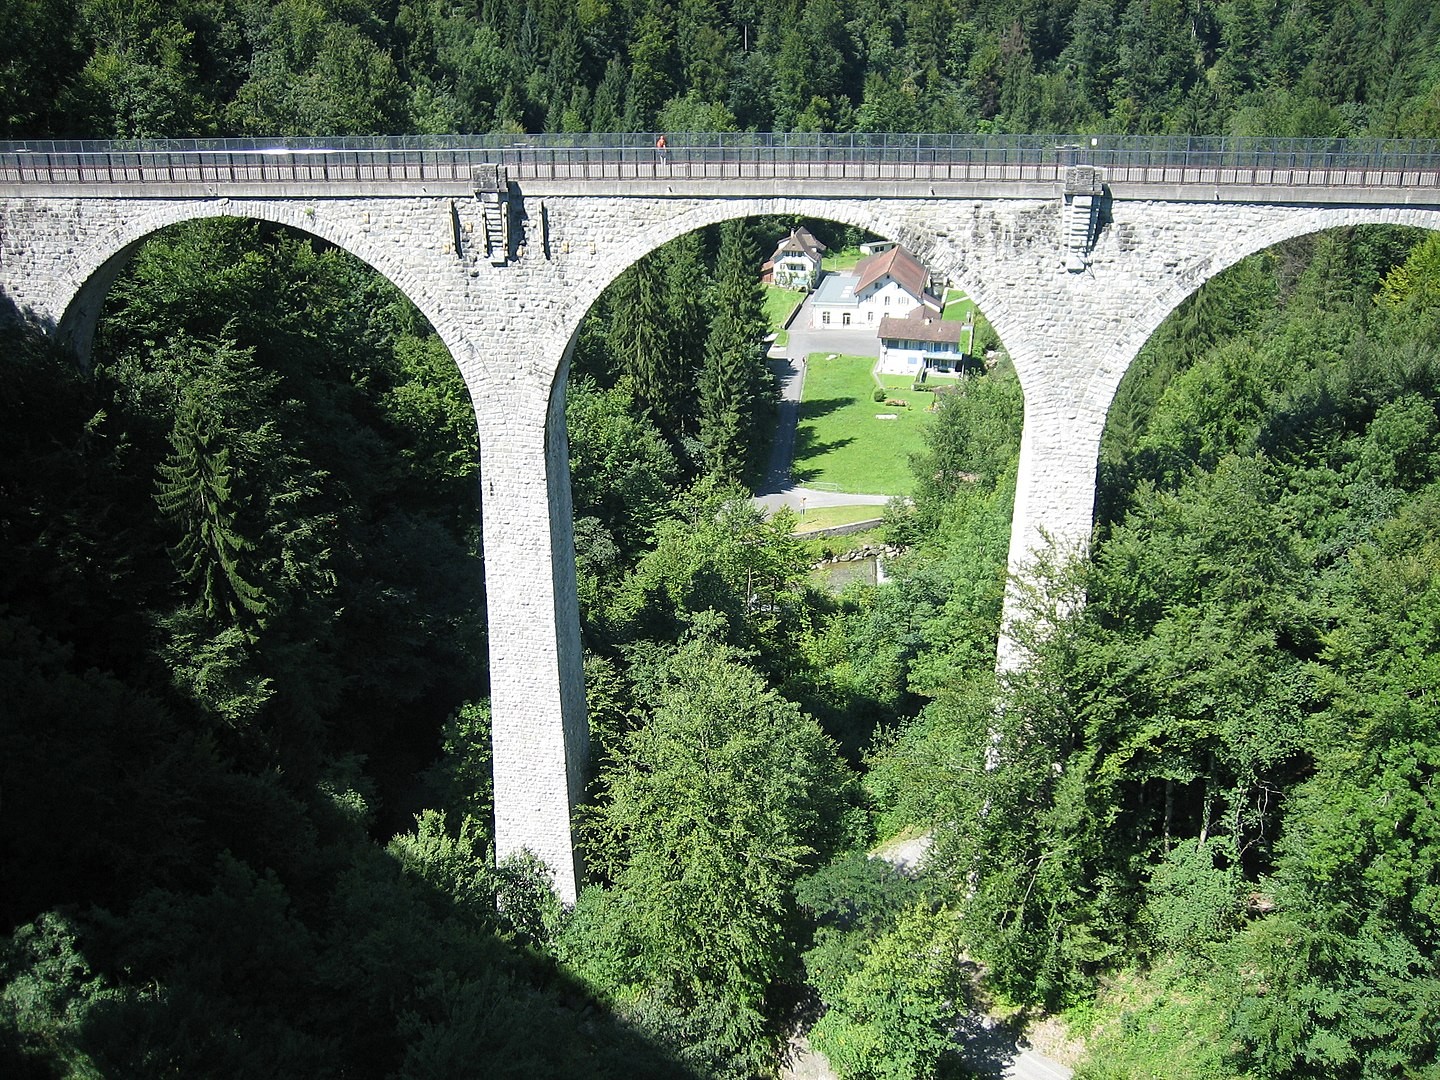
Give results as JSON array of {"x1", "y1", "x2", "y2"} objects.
[
  {"x1": 1062, "y1": 166, "x2": 1104, "y2": 272},
  {"x1": 473, "y1": 164, "x2": 512, "y2": 266}
]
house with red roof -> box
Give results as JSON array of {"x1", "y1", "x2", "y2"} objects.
[
  {"x1": 809, "y1": 244, "x2": 942, "y2": 329},
  {"x1": 876, "y1": 306, "x2": 975, "y2": 376},
  {"x1": 762, "y1": 227, "x2": 827, "y2": 290}
]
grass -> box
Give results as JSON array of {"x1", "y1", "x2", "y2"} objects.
[
  {"x1": 1066, "y1": 961, "x2": 1238, "y2": 1079},
  {"x1": 942, "y1": 287, "x2": 977, "y2": 324},
  {"x1": 763, "y1": 284, "x2": 803, "y2": 330},
  {"x1": 793, "y1": 353, "x2": 931, "y2": 496},
  {"x1": 792, "y1": 504, "x2": 886, "y2": 532},
  {"x1": 822, "y1": 246, "x2": 864, "y2": 272},
  {"x1": 764, "y1": 284, "x2": 803, "y2": 349}
]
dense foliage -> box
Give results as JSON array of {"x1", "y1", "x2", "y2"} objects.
[
  {"x1": 559, "y1": 259, "x2": 1024, "y2": 1070},
  {"x1": 866, "y1": 226, "x2": 1440, "y2": 1078},
  {"x1": 3, "y1": 0, "x2": 1440, "y2": 140},
  {"x1": 0, "y1": 221, "x2": 696, "y2": 1076},
  {"x1": 19, "y1": 217, "x2": 1440, "y2": 1077},
  {"x1": 5, "y1": 3, "x2": 1440, "y2": 1077},
  {"x1": 570, "y1": 218, "x2": 777, "y2": 496}
]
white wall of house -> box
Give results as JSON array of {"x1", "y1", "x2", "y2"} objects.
[
  {"x1": 773, "y1": 253, "x2": 820, "y2": 289},
  {"x1": 813, "y1": 301, "x2": 857, "y2": 327},
  {"x1": 876, "y1": 340, "x2": 964, "y2": 375},
  {"x1": 812, "y1": 277, "x2": 929, "y2": 328},
  {"x1": 857, "y1": 276, "x2": 925, "y2": 323},
  {"x1": 810, "y1": 274, "x2": 854, "y2": 327}
]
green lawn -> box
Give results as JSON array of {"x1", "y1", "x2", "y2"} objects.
[
  {"x1": 764, "y1": 285, "x2": 803, "y2": 349},
  {"x1": 793, "y1": 354, "x2": 931, "y2": 496},
  {"x1": 793, "y1": 504, "x2": 886, "y2": 532},
  {"x1": 942, "y1": 287, "x2": 978, "y2": 324},
  {"x1": 763, "y1": 284, "x2": 803, "y2": 331},
  {"x1": 822, "y1": 247, "x2": 863, "y2": 272}
]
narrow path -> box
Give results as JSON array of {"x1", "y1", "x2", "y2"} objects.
[{"x1": 757, "y1": 350, "x2": 806, "y2": 497}]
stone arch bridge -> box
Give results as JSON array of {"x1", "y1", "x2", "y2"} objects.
[{"x1": 3, "y1": 135, "x2": 1439, "y2": 902}]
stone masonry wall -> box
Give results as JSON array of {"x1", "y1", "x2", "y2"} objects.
[{"x1": 3, "y1": 186, "x2": 1437, "y2": 901}]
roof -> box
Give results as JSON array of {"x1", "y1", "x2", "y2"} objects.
[
  {"x1": 769, "y1": 226, "x2": 827, "y2": 264},
  {"x1": 854, "y1": 245, "x2": 929, "y2": 298},
  {"x1": 812, "y1": 272, "x2": 856, "y2": 305},
  {"x1": 878, "y1": 307, "x2": 966, "y2": 345}
]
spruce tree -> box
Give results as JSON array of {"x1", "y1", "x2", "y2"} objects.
[
  {"x1": 608, "y1": 253, "x2": 683, "y2": 439},
  {"x1": 699, "y1": 308, "x2": 754, "y2": 479},
  {"x1": 700, "y1": 218, "x2": 771, "y2": 480},
  {"x1": 657, "y1": 230, "x2": 711, "y2": 435},
  {"x1": 155, "y1": 376, "x2": 269, "y2": 626}
]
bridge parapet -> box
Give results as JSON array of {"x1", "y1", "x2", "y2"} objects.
[{"x1": 4, "y1": 133, "x2": 1440, "y2": 196}]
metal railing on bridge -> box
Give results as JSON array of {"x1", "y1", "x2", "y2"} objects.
[{"x1": 3, "y1": 133, "x2": 1440, "y2": 189}]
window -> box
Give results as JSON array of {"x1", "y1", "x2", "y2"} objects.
[
  {"x1": 867, "y1": 311, "x2": 873, "y2": 322},
  {"x1": 842, "y1": 313, "x2": 851, "y2": 325},
  {"x1": 822, "y1": 312, "x2": 831, "y2": 325},
  {"x1": 884, "y1": 296, "x2": 890, "y2": 306}
]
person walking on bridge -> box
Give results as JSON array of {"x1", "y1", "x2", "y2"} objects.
[{"x1": 655, "y1": 133, "x2": 667, "y2": 166}]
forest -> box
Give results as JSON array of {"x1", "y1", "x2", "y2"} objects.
[
  {"x1": 2, "y1": 0, "x2": 1439, "y2": 141},
  {"x1": 3, "y1": 1, "x2": 1440, "y2": 1079}
]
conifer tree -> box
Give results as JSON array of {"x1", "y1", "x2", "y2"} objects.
[
  {"x1": 698, "y1": 310, "x2": 753, "y2": 479},
  {"x1": 700, "y1": 218, "x2": 771, "y2": 480},
  {"x1": 155, "y1": 359, "x2": 270, "y2": 626},
  {"x1": 609, "y1": 252, "x2": 684, "y2": 439},
  {"x1": 658, "y1": 231, "x2": 710, "y2": 365},
  {"x1": 710, "y1": 219, "x2": 766, "y2": 360}
]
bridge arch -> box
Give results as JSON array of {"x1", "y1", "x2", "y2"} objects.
[
  {"x1": 1085, "y1": 204, "x2": 1440, "y2": 433},
  {"x1": 50, "y1": 199, "x2": 474, "y2": 379},
  {"x1": 540, "y1": 195, "x2": 1021, "y2": 416}
]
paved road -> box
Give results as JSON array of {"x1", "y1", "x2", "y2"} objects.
[
  {"x1": 1009, "y1": 1048, "x2": 1076, "y2": 1080},
  {"x1": 757, "y1": 350, "x2": 806, "y2": 497},
  {"x1": 783, "y1": 292, "x2": 883, "y2": 363},
  {"x1": 949, "y1": 1019, "x2": 1077, "y2": 1080}
]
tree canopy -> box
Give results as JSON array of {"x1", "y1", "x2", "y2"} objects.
[
  {"x1": 6, "y1": 5, "x2": 1440, "y2": 1077},
  {"x1": 5, "y1": 0, "x2": 1440, "y2": 139}
]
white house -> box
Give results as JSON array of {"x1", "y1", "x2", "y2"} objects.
[
  {"x1": 810, "y1": 245, "x2": 941, "y2": 329},
  {"x1": 875, "y1": 307, "x2": 973, "y2": 376},
  {"x1": 763, "y1": 227, "x2": 827, "y2": 290}
]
